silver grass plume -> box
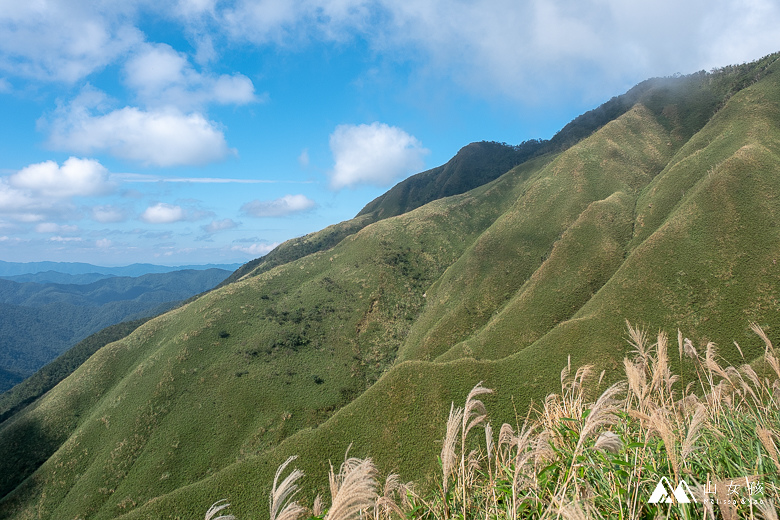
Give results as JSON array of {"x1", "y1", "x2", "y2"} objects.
[
  {"x1": 757, "y1": 500, "x2": 779, "y2": 520},
  {"x1": 326, "y1": 457, "x2": 378, "y2": 520},
  {"x1": 626, "y1": 320, "x2": 650, "y2": 367},
  {"x1": 757, "y1": 427, "x2": 780, "y2": 472},
  {"x1": 205, "y1": 499, "x2": 236, "y2": 520},
  {"x1": 441, "y1": 402, "x2": 463, "y2": 494},
  {"x1": 374, "y1": 473, "x2": 405, "y2": 520},
  {"x1": 312, "y1": 495, "x2": 324, "y2": 517},
  {"x1": 462, "y1": 382, "x2": 493, "y2": 441},
  {"x1": 576, "y1": 382, "x2": 625, "y2": 454},
  {"x1": 484, "y1": 422, "x2": 494, "y2": 459},
  {"x1": 681, "y1": 403, "x2": 708, "y2": 461},
  {"x1": 270, "y1": 456, "x2": 306, "y2": 520},
  {"x1": 594, "y1": 431, "x2": 623, "y2": 454}
]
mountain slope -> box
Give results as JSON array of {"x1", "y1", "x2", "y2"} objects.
[{"x1": 1, "y1": 53, "x2": 779, "y2": 520}]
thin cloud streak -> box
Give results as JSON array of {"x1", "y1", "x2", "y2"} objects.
[{"x1": 113, "y1": 173, "x2": 315, "y2": 184}]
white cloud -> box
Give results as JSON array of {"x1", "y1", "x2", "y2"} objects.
[
  {"x1": 202, "y1": 218, "x2": 238, "y2": 233},
  {"x1": 328, "y1": 122, "x2": 428, "y2": 189},
  {"x1": 0, "y1": 3, "x2": 142, "y2": 82},
  {"x1": 124, "y1": 42, "x2": 257, "y2": 110},
  {"x1": 46, "y1": 92, "x2": 233, "y2": 167},
  {"x1": 141, "y1": 203, "x2": 186, "y2": 224},
  {"x1": 241, "y1": 194, "x2": 316, "y2": 217},
  {"x1": 35, "y1": 223, "x2": 79, "y2": 234},
  {"x1": 96, "y1": 238, "x2": 113, "y2": 248},
  {"x1": 211, "y1": 0, "x2": 780, "y2": 103},
  {"x1": 231, "y1": 242, "x2": 279, "y2": 256},
  {"x1": 0, "y1": 157, "x2": 115, "y2": 224},
  {"x1": 2, "y1": 0, "x2": 778, "y2": 108},
  {"x1": 10, "y1": 157, "x2": 114, "y2": 198}
]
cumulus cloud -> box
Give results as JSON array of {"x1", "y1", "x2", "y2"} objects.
[
  {"x1": 0, "y1": 157, "x2": 114, "y2": 223},
  {"x1": 328, "y1": 122, "x2": 428, "y2": 189},
  {"x1": 141, "y1": 203, "x2": 186, "y2": 224},
  {"x1": 46, "y1": 91, "x2": 233, "y2": 167},
  {"x1": 241, "y1": 194, "x2": 316, "y2": 217},
  {"x1": 124, "y1": 42, "x2": 257, "y2": 110},
  {"x1": 10, "y1": 157, "x2": 114, "y2": 198}
]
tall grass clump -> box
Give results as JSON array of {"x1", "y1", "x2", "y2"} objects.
[
  {"x1": 419, "y1": 322, "x2": 780, "y2": 519},
  {"x1": 208, "y1": 323, "x2": 779, "y2": 519}
]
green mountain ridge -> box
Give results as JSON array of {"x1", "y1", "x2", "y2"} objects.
[{"x1": 1, "y1": 53, "x2": 779, "y2": 519}]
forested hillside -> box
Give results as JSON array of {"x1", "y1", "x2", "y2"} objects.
[{"x1": 0, "y1": 268, "x2": 232, "y2": 390}]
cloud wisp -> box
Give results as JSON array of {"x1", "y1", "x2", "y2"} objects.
[
  {"x1": 241, "y1": 194, "x2": 316, "y2": 217},
  {"x1": 113, "y1": 173, "x2": 308, "y2": 184}
]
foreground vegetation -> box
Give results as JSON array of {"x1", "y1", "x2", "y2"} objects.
[{"x1": 216, "y1": 323, "x2": 779, "y2": 520}]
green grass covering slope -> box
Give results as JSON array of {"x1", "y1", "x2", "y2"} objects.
[{"x1": 0, "y1": 54, "x2": 779, "y2": 520}]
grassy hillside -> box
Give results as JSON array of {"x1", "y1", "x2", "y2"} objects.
[{"x1": 1, "y1": 53, "x2": 779, "y2": 520}]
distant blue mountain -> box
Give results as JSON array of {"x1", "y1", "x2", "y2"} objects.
[
  {"x1": 0, "y1": 260, "x2": 242, "y2": 278},
  {"x1": 0, "y1": 271, "x2": 116, "y2": 284},
  {"x1": 0, "y1": 268, "x2": 235, "y2": 391}
]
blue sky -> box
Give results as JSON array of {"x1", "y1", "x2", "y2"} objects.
[{"x1": 1, "y1": 0, "x2": 779, "y2": 266}]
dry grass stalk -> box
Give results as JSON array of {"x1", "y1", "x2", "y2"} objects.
[
  {"x1": 624, "y1": 358, "x2": 649, "y2": 412},
  {"x1": 205, "y1": 499, "x2": 236, "y2": 520},
  {"x1": 326, "y1": 457, "x2": 379, "y2": 520},
  {"x1": 577, "y1": 382, "x2": 625, "y2": 452},
  {"x1": 270, "y1": 456, "x2": 306, "y2": 520},
  {"x1": 484, "y1": 422, "x2": 494, "y2": 461},
  {"x1": 757, "y1": 499, "x2": 779, "y2": 520},
  {"x1": 680, "y1": 403, "x2": 708, "y2": 461},
  {"x1": 441, "y1": 402, "x2": 463, "y2": 495},
  {"x1": 374, "y1": 473, "x2": 405, "y2": 520},
  {"x1": 626, "y1": 320, "x2": 650, "y2": 367},
  {"x1": 460, "y1": 382, "x2": 493, "y2": 518},
  {"x1": 594, "y1": 431, "x2": 622, "y2": 454},
  {"x1": 757, "y1": 427, "x2": 780, "y2": 472},
  {"x1": 558, "y1": 499, "x2": 592, "y2": 520},
  {"x1": 312, "y1": 495, "x2": 324, "y2": 517},
  {"x1": 648, "y1": 407, "x2": 679, "y2": 481}
]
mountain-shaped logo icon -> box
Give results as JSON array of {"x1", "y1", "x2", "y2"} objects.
[{"x1": 648, "y1": 477, "x2": 698, "y2": 504}]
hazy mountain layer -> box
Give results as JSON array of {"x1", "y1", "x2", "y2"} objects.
[
  {"x1": 0, "y1": 269, "x2": 232, "y2": 385},
  {"x1": 0, "y1": 53, "x2": 778, "y2": 520},
  {"x1": 0, "y1": 261, "x2": 241, "y2": 278}
]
